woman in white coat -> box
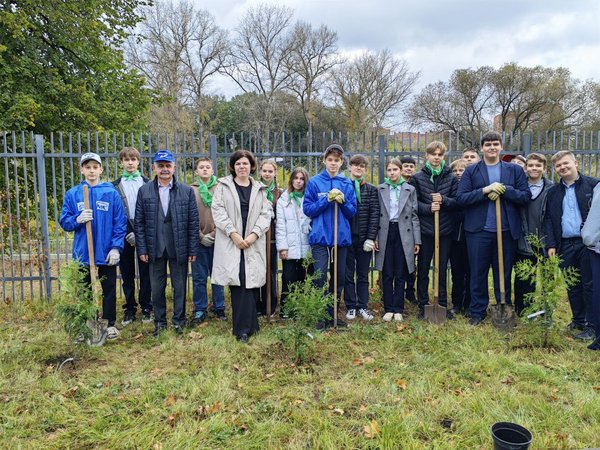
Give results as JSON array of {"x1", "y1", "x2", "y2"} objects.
[
  {"x1": 212, "y1": 150, "x2": 272, "y2": 343},
  {"x1": 276, "y1": 167, "x2": 311, "y2": 318}
]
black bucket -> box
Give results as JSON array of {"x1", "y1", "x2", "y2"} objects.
[{"x1": 491, "y1": 422, "x2": 532, "y2": 450}]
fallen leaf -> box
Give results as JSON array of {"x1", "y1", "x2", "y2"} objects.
[
  {"x1": 165, "y1": 413, "x2": 179, "y2": 427},
  {"x1": 359, "y1": 404, "x2": 368, "y2": 412},
  {"x1": 333, "y1": 408, "x2": 345, "y2": 415},
  {"x1": 265, "y1": 373, "x2": 274, "y2": 379},
  {"x1": 363, "y1": 356, "x2": 374, "y2": 364},
  {"x1": 64, "y1": 386, "x2": 79, "y2": 398},
  {"x1": 352, "y1": 358, "x2": 363, "y2": 366},
  {"x1": 153, "y1": 443, "x2": 163, "y2": 450},
  {"x1": 197, "y1": 322, "x2": 209, "y2": 328},
  {"x1": 132, "y1": 333, "x2": 144, "y2": 340},
  {"x1": 396, "y1": 323, "x2": 407, "y2": 332},
  {"x1": 188, "y1": 331, "x2": 203, "y2": 340},
  {"x1": 233, "y1": 364, "x2": 241, "y2": 372},
  {"x1": 4, "y1": 297, "x2": 11, "y2": 305},
  {"x1": 165, "y1": 394, "x2": 176, "y2": 406},
  {"x1": 293, "y1": 399, "x2": 304, "y2": 405},
  {"x1": 501, "y1": 375, "x2": 514, "y2": 385},
  {"x1": 209, "y1": 401, "x2": 222, "y2": 414},
  {"x1": 195, "y1": 405, "x2": 209, "y2": 419},
  {"x1": 395, "y1": 379, "x2": 408, "y2": 390},
  {"x1": 363, "y1": 419, "x2": 380, "y2": 438},
  {"x1": 593, "y1": 386, "x2": 600, "y2": 391}
]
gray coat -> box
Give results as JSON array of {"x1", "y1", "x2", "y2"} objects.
[
  {"x1": 375, "y1": 182, "x2": 421, "y2": 274},
  {"x1": 582, "y1": 184, "x2": 600, "y2": 255}
]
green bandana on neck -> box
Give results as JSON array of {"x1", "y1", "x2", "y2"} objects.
[
  {"x1": 426, "y1": 160, "x2": 445, "y2": 183},
  {"x1": 288, "y1": 190, "x2": 304, "y2": 207},
  {"x1": 262, "y1": 179, "x2": 275, "y2": 203},
  {"x1": 196, "y1": 175, "x2": 217, "y2": 207},
  {"x1": 121, "y1": 170, "x2": 141, "y2": 181},
  {"x1": 384, "y1": 177, "x2": 405, "y2": 198},
  {"x1": 353, "y1": 178, "x2": 364, "y2": 204}
]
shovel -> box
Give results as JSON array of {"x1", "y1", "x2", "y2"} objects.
[
  {"x1": 83, "y1": 184, "x2": 108, "y2": 346},
  {"x1": 425, "y1": 210, "x2": 446, "y2": 324},
  {"x1": 490, "y1": 197, "x2": 516, "y2": 331},
  {"x1": 333, "y1": 202, "x2": 339, "y2": 329},
  {"x1": 266, "y1": 227, "x2": 272, "y2": 322}
]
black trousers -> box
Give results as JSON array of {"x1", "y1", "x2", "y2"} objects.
[
  {"x1": 258, "y1": 242, "x2": 278, "y2": 315},
  {"x1": 560, "y1": 237, "x2": 594, "y2": 328},
  {"x1": 83, "y1": 264, "x2": 117, "y2": 327},
  {"x1": 450, "y1": 239, "x2": 471, "y2": 311},
  {"x1": 231, "y1": 250, "x2": 260, "y2": 338},
  {"x1": 405, "y1": 271, "x2": 416, "y2": 301},
  {"x1": 382, "y1": 224, "x2": 408, "y2": 313},
  {"x1": 418, "y1": 234, "x2": 452, "y2": 308},
  {"x1": 281, "y1": 258, "x2": 311, "y2": 315},
  {"x1": 344, "y1": 241, "x2": 372, "y2": 310},
  {"x1": 149, "y1": 251, "x2": 188, "y2": 327},
  {"x1": 119, "y1": 241, "x2": 152, "y2": 314}
]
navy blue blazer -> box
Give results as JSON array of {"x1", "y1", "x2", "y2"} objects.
[{"x1": 456, "y1": 160, "x2": 531, "y2": 240}]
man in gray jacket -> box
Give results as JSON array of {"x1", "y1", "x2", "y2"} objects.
[
  {"x1": 135, "y1": 150, "x2": 199, "y2": 336},
  {"x1": 582, "y1": 184, "x2": 600, "y2": 350}
]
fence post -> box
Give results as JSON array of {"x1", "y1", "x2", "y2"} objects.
[
  {"x1": 522, "y1": 132, "x2": 532, "y2": 155},
  {"x1": 378, "y1": 135, "x2": 386, "y2": 184},
  {"x1": 209, "y1": 134, "x2": 218, "y2": 171},
  {"x1": 35, "y1": 134, "x2": 52, "y2": 301}
]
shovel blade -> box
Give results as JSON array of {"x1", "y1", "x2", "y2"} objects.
[
  {"x1": 490, "y1": 303, "x2": 516, "y2": 331},
  {"x1": 86, "y1": 318, "x2": 109, "y2": 346},
  {"x1": 424, "y1": 304, "x2": 447, "y2": 325}
]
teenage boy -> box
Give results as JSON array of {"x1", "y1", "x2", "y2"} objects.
[
  {"x1": 344, "y1": 155, "x2": 380, "y2": 321},
  {"x1": 112, "y1": 147, "x2": 152, "y2": 326},
  {"x1": 457, "y1": 132, "x2": 531, "y2": 325},
  {"x1": 410, "y1": 141, "x2": 458, "y2": 319},
  {"x1": 191, "y1": 157, "x2": 226, "y2": 324},
  {"x1": 514, "y1": 153, "x2": 553, "y2": 315},
  {"x1": 303, "y1": 143, "x2": 357, "y2": 329},
  {"x1": 400, "y1": 155, "x2": 417, "y2": 302},
  {"x1": 462, "y1": 147, "x2": 481, "y2": 166},
  {"x1": 544, "y1": 150, "x2": 599, "y2": 340},
  {"x1": 60, "y1": 152, "x2": 128, "y2": 340},
  {"x1": 502, "y1": 154, "x2": 527, "y2": 170},
  {"x1": 135, "y1": 150, "x2": 200, "y2": 336}
]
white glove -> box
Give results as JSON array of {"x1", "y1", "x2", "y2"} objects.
[
  {"x1": 106, "y1": 249, "x2": 120, "y2": 266},
  {"x1": 76, "y1": 209, "x2": 93, "y2": 224},
  {"x1": 363, "y1": 239, "x2": 375, "y2": 252},
  {"x1": 200, "y1": 234, "x2": 215, "y2": 247},
  {"x1": 126, "y1": 232, "x2": 135, "y2": 246}
]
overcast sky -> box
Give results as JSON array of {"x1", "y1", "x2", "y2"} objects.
[{"x1": 193, "y1": 0, "x2": 600, "y2": 99}]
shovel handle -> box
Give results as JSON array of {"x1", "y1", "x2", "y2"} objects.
[
  {"x1": 266, "y1": 227, "x2": 272, "y2": 321},
  {"x1": 333, "y1": 202, "x2": 338, "y2": 329},
  {"x1": 83, "y1": 185, "x2": 100, "y2": 310},
  {"x1": 495, "y1": 197, "x2": 506, "y2": 305},
  {"x1": 433, "y1": 210, "x2": 440, "y2": 305}
]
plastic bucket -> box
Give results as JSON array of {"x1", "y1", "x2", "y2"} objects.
[{"x1": 491, "y1": 422, "x2": 532, "y2": 450}]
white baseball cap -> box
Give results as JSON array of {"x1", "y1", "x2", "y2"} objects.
[{"x1": 80, "y1": 152, "x2": 102, "y2": 166}]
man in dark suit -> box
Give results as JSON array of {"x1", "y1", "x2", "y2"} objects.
[{"x1": 457, "y1": 132, "x2": 531, "y2": 324}]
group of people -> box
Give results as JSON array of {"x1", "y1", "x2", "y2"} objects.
[{"x1": 59, "y1": 131, "x2": 600, "y2": 350}]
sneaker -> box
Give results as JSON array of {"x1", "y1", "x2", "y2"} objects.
[
  {"x1": 346, "y1": 309, "x2": 356, "y2": 320},
  {"x1": 393, "y1": 313, "x2": 403, "y2": 322},
  {"x1": 152, "y1": 325, "x2": 166, "y2": 337},
  {"x1": 358, "y1": 309, "x2": 374, "y2": 321},
  {"x1": 107, "y1": 326, "x2": 120, "y2": 340},
  {"x1": 382, "y1": 312, "x2": 394, "y2": 322},
  {"x1": 192, "y1": 311, "x2": 207, "y2": 326},
  {"x1": 574, "y1": 327, "x2": 595, "y2": 341},
  {"x1": 121, "y1": 312, "x2": 135, "y2": 327},
  {"x1": 141, "y1": 310, "x2": 153, "y2": 324},
  {"x1": 469, "y1": 317, "x2": 484, "y2": 326},
  {"x1": 587, "y1": 337, "x2": 600, "y2": 350},
  {"x1": 213, "y1": 309, "x2": 228, "y2": 321},
  {"x1": 174, "y1": 325, "x2": 184, "y2": 336},
  {"x1": 567, "y1": 321, "x2": 585, "y2": 332}
]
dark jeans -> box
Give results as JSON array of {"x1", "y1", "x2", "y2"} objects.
[
  {"x1": 382, "y1": 224, "x2": 408, "y2": 313},
  {"x1": 589, "y1": 250, "x2": 600, "y2": 337},
  {"x1": 450, "y1": 239, "x2": 470, "y2": 311},
  {"x1": 281, "y1": 258, "x2": 311, "y2": 315},
  {"x1": 513, "y1": 253, "x2": 536, "y2": 315},
  {"x1": 150, "y1": 251, "x2": 188, "y2": 327},
  {"x1": 191, "y1": 244, "x2": 225, "y2": 313},
  {"x1": 312, "y1": 244, "x2": 348, "y2": 317},
  {"x1": 258, "y1": 242, "x2": 278, "y2": 315},
  {"x1": 119, "y1": 240, "x2": 152, "y2": 315},
  {"x1": 405, "y1": 272, "x2": 416, "y2": 301},
  {"x1": 83, "y1": 264, "x2": 117, "y2": 327},
  {"x1": 466, "y1": 230, "x2": 516, "y2": 320},
  {"x1": 560, "y1": 237, "x2": 593, "y2": 328},
  {"x1": 344, "y1": 242, "x2": 372, "y2": 310},
  {"x1": 417, "y1": 234, "x2": 452, "y2": 309}
]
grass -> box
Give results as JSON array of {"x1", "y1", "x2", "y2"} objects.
[{"x1": 1, "y1": 298, "x2": 599, "y2": 450}]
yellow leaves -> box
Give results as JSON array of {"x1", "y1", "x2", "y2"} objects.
[
  {"x1": 363, "y1": 419, "x2": 380, "y2": 438},
  {"x1": 132, "y1": 333, "x2": 144, "y2": 341},
  {"x1": 593, "y1": 386, "x2": 600, "y2": 392},
  {"x1": 165, "y1": 394, "x2": 176, "y2": 407},
  {"x1": 165, "y1": 413, "x2": 179, "y2": 427},
  {"x1": 194, "y1": 401, "x2": 222, "y2": 420},
  {"x1": 395, "y1": 379, "x2": 407, "y2": 390},
  {"x1": 63, "y1": 385, "x2": 79, "y2": 398},
  {"x1": 352, "y1": 356, "x2": 374, "y2": 366}
]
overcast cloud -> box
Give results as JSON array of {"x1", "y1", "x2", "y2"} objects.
[{"x1": 191, "y1": 0, "x2": 600, "y2": 98}]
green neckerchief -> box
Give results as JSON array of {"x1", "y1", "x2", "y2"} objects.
[
  {"x1": 195, "y1": 175, "x2": 218, "y2": 207},
  {"x1": 262, "y1": 179, "x2": 275, "y2": 203},
  {"x1": 425, "y1": 160, "x2": 445, "y2": 183},
  {"x1": 288, "y1": 190, "x2": 304, "y2": 207},
  {"x1": 384, "y1": 177, "x2": 405, "y2": 199},
  {"x1": 121, "y1": 170, "x2": 141, "y2": 181},
  {"x1": 353, "y1": 177, "x2": 364, "y2": 204}
]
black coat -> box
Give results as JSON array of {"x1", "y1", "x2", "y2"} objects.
[
  {"x1": 543, "y1": 174, "x2": 599, "y2": 252},
  {"x1": 350, "y1": 181, "x2": 380, "y2": 244},
  {"x1": 410, "y1": 165, "x2": 458, "y2": 237},
  {"x1": 134, "y1": 177, "x2": 200, "y2": 265}
]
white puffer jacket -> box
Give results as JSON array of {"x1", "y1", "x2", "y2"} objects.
[{"x1": 276, "y1": 191, "x2": 311, "y2": 260}]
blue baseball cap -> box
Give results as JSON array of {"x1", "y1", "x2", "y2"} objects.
[{"x1": 153, "y1": 149, "x2": 174, "y2": 163}]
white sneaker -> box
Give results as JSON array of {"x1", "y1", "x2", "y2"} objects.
[
  {"x1": 394, "y1": 313, "x2": 403, "y2": 322},
  {"x1": 346, "y1": 309, "x2": 356, "y2": 320},
  {"x1": 383, "y1": 312, "x2": 394, "y2": 322},
  {"x1": 358, "y1": 309, "x2": 373, "y2": 321},
  {"x1": 107, "y1": 326, "x2": 120, "y2": 340}
]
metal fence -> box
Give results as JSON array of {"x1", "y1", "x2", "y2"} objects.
[{"x1": 1, "y1": 129, "x2": 600, "y2": 303}]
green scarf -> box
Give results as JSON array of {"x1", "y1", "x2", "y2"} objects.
[
  {"x1": 262, "y1": 179, "x2": 275, "y2": 203},
  {"x1": 384, "y1": 177, "x2": 405, "y2": 198},
  {"x1": 196, "y1": 175, "x2": 218, "y2": 207},
  {"x1": 121, "y1": 170, "x2": 141, "y2": 181},
  {"x1": 289, "y1": 190, "x2": 304, "y2": 207},
  {"x1": 353, "y1": 178, "x2": 364, "y2": 204},
  {"x1": 426, "y1": 160, "x2": 445, "y2": 183}
]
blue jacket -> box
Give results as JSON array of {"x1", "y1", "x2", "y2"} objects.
[
  {"x1": 59, "y1": 181, "x2": 128, "y2": 266},
  {"x1": 303, "y1": 170, "x2": 357, "y2": 247},
  {"x1": 457, "y1": 160, "x2": 531, "y2": 240}
]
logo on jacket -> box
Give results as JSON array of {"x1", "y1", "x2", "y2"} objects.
[{"x1": 96, "y1": 201, "x2": 109, "y2": 211}]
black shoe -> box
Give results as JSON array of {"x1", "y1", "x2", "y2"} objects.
[
  {"x1": 406, "y1": 295, "x2": 417, "y2": 304},
  {"x1": 463, "y1": 310, "x2": 471, "y2": 318},
  {"x1": 567, "y1": 321, "x2": 585, "y2": 332},
  {"x1": 121, "y1": 311, "x2": 136, "y2": 326},
  {"x1": 332, "y1": 319, "x2": 347, "y2": 328},
  {"x1": 141, "y1": 310, "x2": 153, "y2": 324},
  {"x1": 446, "y1": 309, "x2": 455, "y2": 320},
  {"x1": 213, "y1": 309, "x2": 227, "y2": 321},
  {"x1": 587, "y1": 337, "x2": 600, "y2": 350},
  {"x1": 174, "y1": 325, "x2": 184, "y2": 336},
  {"x1": 449, "y1": 307, "x2": 461, "y2": 316},
  {"x1": 315, "y1": 320, "x2": 327, "y2": 331},
  {"x1": 574, "y1": 327, "x2": 595, "y2": 341},
  {"x1": 237, "y1": 333, "x2": 249, "y2": 343},
  {"x1": 191, "y1": 311, "x2": 207, "y2": 326},
  {"x1": 469, "y1": 317, "x2": 484, "y2": 326},
  {"x1": 152, "y1": 325, "x2": 166, "y2": 337}
]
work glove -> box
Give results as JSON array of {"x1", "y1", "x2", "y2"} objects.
[
  {"x1": 200, "y1": 234, "x2": 215, "y2": 247},
  {"x1": 485, "y1": 182, "x2": 506, "y2": 195},
  {"x1": 76, "y1": 209, "x2": 93, "y2": 224},
  {"x1": 105, "y1": 249, "x2": 120, "y2": 266},
  {"x1": 488, "y1": 191, "x2": 500, "y2": 201},
  {"x1": 363, "y1": 239, "x2": 375, "y2": 252},
  {"x1": 328, "y1": 188, "x2": 343, "y2": 202},
  {"x1": 126, "y1": 232, "x2": 135, "y2": 247}
]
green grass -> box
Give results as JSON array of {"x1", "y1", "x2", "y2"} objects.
[{"x1": 1, "y1": 299, "x2": 599, "y2": 450}]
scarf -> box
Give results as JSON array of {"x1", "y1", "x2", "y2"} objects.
[
  {"x1": 262, "y1": 179, "x2": 275, "y2": 203},
  {"x1": 195, "y1": 175, "x2": 218, "y2": 207},
  {"x1": 121, "y1": 170, "x2": 141, "y2": 181},
  {"x1": 384, "y1": 177, "x2": 405, "y2": 199},
  {"x1": 288, "y1": 190, "x2": 304, "y2": 207},
  {"x1": 353, "y1": 178, "x2": 365, "y2": 204},
  {"x1": 426, "y1": 160, "x2": 445, "y2": 183}
]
